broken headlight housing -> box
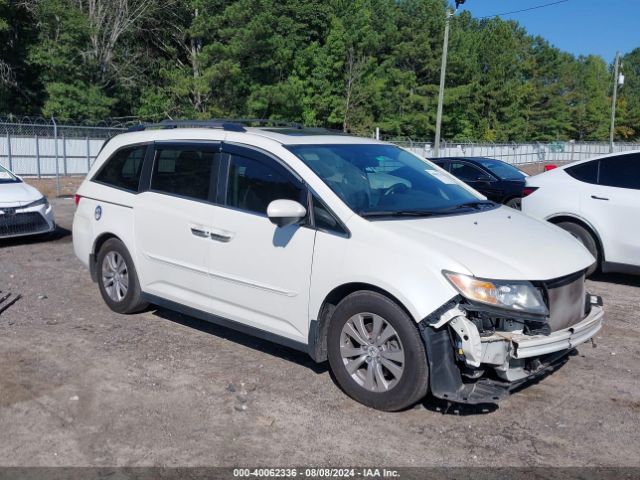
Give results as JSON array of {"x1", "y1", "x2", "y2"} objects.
[{"x1": 443, "y1": 271, "x2": 548, "y2": 316}]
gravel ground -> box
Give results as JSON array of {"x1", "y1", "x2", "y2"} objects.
[{"x1": 0, "y1": 198, "x2": 639, "y2": 468}]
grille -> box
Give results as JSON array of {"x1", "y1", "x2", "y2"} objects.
[
  {"x1": 0, "y1": 212, "x2": 50, "y2": 237},
  {"x1": 545, "y1": 271, "x2": 587, "y2": 331}
]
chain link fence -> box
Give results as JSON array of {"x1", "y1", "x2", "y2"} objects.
[
  {"x1": 0, "y1": 116, "x2": 128, "y2": 181},
  {"x1": 387, "y1": 138, "x2": 640, "y2": 167}
]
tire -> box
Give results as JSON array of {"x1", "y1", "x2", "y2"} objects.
[
  {"x1": 327, "y1": 291, "x2": 429, "y2": 411},
  {"x1": 505, "y1": 197, "x2": 522, "y2": 210},
  {"x1": 96, "y1": 238, "x2": 148, "y2": 314},
  {"x1": 556, "y1": 221, "x2": 599, "y2": 276}
]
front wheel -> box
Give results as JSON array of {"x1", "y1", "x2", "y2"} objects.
[
  {"x1": 327, "y1": 291, "x2": 429, "y2": 411},
  {"x1": 96, "y1": 238, "x2": 148, "y2": 314}
]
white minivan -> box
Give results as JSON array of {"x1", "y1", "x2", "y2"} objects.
[{"x1": 73, "y1": 121, "x2": 604, "y2": 411}]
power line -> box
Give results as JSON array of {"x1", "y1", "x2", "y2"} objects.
[{"x1": 476, "y1": 0, "x2": 569, "y2": 20}]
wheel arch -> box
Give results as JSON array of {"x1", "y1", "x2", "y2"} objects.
[
  {"x1": 547, "y1": 214, "x2": 604, "y2": 260},
  {"x1": 89, "y1": 232, "x2": 124, "y2": 282},
  {"x1": 308, "y1": 282, "x2": 415, "y2": 363},
  {"x1": 503, "y1": 195, "x2": 522, "y2": 206}
]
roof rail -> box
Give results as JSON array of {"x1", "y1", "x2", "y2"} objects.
[
  {"x1": 222, "y1": 118, "x2": 304, "y2": 129},
  {"x1": 127, "y1": 119, "x2": 246, "y2": 133},
  {"x1": 126, "y1": 118, "x2": 304, "y2": 133}
]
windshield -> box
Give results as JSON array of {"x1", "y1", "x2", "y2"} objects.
[
  {"x1": 0, "y1": 165, "x2": 20, "y2": 184},
  {"x1": 476, "y1": 158, "x2": 525, "y2": 180},
  {"x1": 288, "y1": 144, "x2": 495, "y2": 217}
]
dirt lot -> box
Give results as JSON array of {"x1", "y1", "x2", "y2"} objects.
[{"x1": 0, "y1": 198, "x2": 639, "y2": 468}]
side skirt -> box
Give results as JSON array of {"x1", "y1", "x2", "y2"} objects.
[
  {"x1": 601, "y1": 261, "x2": 640, "y2": 275},
  {"x1": 141, "y1": 292, "x2": 313, "y2": 359}
]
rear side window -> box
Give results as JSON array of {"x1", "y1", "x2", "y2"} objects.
[
  {"x1": 226, "y1": 154, "x2": 306, "y2": 215},
  {"x1": 150, "y1": 147, "x2": 217, "y2": 201},
  {"x1": 566, "y1": 160, "x2": 598, "y2": 184},
  {"x1": 94, "y1": 145, "x2": 146, "y2": 192},
  {"x1": 598, "y1": 154, "x2": 640, "y2": 189}
]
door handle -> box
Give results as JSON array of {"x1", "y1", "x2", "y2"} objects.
[
  {"x1": 209, "y1": 228, "x2": 234, "y2": 243},
  {"x1": 190, "y1": 227, "x2": 209, "y2": 238},
  {"x1": 591, "y1": 195, "x2": 609, "y2": 201}
]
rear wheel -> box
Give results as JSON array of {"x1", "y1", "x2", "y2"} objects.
[
  {"x1": 96, "y1": 238, "x2": 148, "y2": 314},
  {"x1": 505, "y1": 197, "x2": 522, "y2": 210},
  {"x1": 327, "y1": 291, "x2": 429, "y2": 411},
  {"x1": 556, "y1": 221, "x2": 599, "y2": 276}
]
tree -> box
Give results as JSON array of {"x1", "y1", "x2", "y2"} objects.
[
  {"x1": 567, "y1": 55, "x2": 610, "y2": 140},
  {"x1": 616, "y1": 48, "x2": 640, "y2": 140},
  {"x1": 0, "y1": 0, "x2": 637, "y2": 141},
  {"x1": 0, "y1": 1, "x2": 40, "y2": 113}
]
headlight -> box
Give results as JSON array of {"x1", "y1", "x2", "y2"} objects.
[
  {"x1": 23, "y1": 196, "x2": 49, "y2": 209},
  {"x1": 444, "y1": 271, "x2": 548, "y2": 315}
]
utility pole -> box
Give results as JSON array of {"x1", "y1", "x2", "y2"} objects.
[
  {"x1": 434, "y1": 1, "x2": 465, "y2": 157},
  {"x1": 434, "y1": 9, "x2": 452, "y2": 158},
  {"x1": 52, "y1": 116, "x2": 60, "y2": 197},
  {"x1": 609, "y1": 52, "x2": 621, "y2": 153}
]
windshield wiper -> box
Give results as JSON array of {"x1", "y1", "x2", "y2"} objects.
[
  {"x1": 442, "y1": 200, "x2": 496, "y2": 211},
  {"x1": 359, "y1": 210, "x2": 440, "y2": 218},
  {"x1": 359, "y1": 201, "x2": 496, "y2": 218}
]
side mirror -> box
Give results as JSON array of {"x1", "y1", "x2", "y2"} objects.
[{"x1": 267, "y1": 199, "x2": 307, "y2": 227}]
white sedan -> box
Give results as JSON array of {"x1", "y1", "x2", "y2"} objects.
[
  {"x1": 522, "y1": 150, "x2": 640, "y2": 275},
  {"x1": 0, "y1": 165, "x2": 55, "y2": 239}
]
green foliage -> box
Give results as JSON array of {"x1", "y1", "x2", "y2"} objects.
[
  {"x1": 616, "y1": 48, "x2": 640, "y2": 139},
  {"x1": 0, "y1": 1, "x2": 41, "y2": 113},
  {"x1": 0, "y1": 0, "x2": 638, "y2": 140},
  {"x1": 42, "y1": 82, "x2": 115, "y2": 120}
]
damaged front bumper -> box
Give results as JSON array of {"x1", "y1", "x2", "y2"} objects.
[
  {"x1": 501, "y1": 306, "x2": 603, "y2": 359},
  {"x1": 419, "y1": 295, "x2": 604, "y2": 404}
]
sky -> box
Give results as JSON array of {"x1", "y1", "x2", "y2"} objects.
[{"x1": 455, "y1": 0, "x2": 640, "y2": 62}]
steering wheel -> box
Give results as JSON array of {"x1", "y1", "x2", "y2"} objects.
[{"x1": 383, "y1": 183, "x2": 409, "y2": 197}]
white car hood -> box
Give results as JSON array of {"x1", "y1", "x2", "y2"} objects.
[
  {"x1": 0, "y1": 181, "x2": 43, "y2": 206},
  {"x1": 373, "y1": 206, "x2": 594, "y2": 281}
]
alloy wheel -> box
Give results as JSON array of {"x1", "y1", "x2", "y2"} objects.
[
  {"x1": 101, "y1": 251, "x2": 129, "y2": 302},
  {"x1": 339, "y1": 312, "x2": 405, "y2": 392}
]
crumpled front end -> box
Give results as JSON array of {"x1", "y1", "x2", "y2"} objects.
[{"x1": 419, "y1": 271, "x2": 604, "y2": 404}]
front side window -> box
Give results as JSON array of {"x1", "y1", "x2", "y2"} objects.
[
  {"x1": 226, "y1": 154, "x2": 306, "y2": 215},
  {"x1": 0, "y1": 165, "x2": 20, "y2": 184},
  {"x1": 312, "y1": 195, "x2": 346, "y2": 235},
  {"x1": 94, "y1": 145, "x2": 146, "y2": 192},
  {"x1": 288, "y1": 144, "x2": 487, "y2": 217},
  {"x1": 598, "y1": 154, "x2": 640, "y2": 189},
  {"x1": 150, "y1": 146, "x2": 216, "y2": 201},
  {"x1": 566, "y1": 160, "x2": 598, "y2": 184}
]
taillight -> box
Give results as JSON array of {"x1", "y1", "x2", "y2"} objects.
[
  {"x1": 544, "y1": 164, "x2": 557, "y2": 171},
  {"x1": 523, "y1": 187, "x2": 538, "y2": 197},
  {"x1": 74, "y1": 194, "x2": 82, "y2": 206}
]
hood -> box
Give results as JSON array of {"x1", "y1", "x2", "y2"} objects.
[
  {"x1": 373, "y1": 206, "x2": 594, "y2": 281},
  {"x1": 0, "y1": 181, "x2": 44, "y2": 206}
]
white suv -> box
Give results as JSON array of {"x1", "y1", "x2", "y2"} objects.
[
  {"x1": 73, "y1": 121, "x2": 604, "y2": 410},
  {"x1": 522, "y1": 151, "x2": 640, "y2": 276}
]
